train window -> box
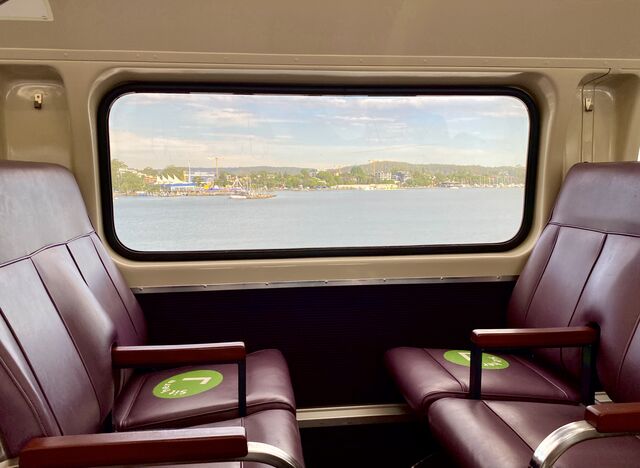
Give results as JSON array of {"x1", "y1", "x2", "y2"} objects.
[{"x1": 99, "y1": 85, "x2": 538, "y2": 260}]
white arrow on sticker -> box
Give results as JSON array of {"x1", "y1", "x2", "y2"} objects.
[{"x1": 182, "y1": 377, "x2": 212, "y2": 385}]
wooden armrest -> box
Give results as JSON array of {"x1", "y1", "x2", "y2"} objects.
[
  {"x1": 469, "y1": 326, "x2": 598, "y2": 403},
  {"x1": 471, "y1": 326, "x2": 598, "y2": 348},
  {"x1": 585, "y1": 403, "x2": 640, "y2": 433},
  {"x1": 112, "y1": 342, "x2": 246, "y2": 368},
  {"x1": 20, "y1": 427, "x2": 247, "y2": 468}
]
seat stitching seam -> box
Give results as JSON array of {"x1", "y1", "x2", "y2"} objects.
[
  {"x1": 481, "y1": 400, "x2": 536, "y2": 452},
  {"x1": 560, "y1": 233, "x2": 607, "y2": 372},
  {"x1": 87, "y1": 234, "x2": 142, "y2": 337},
  {"x1": 511, "y1": 355, "x2": 570, "y2": 400},
  {"x1": 424, "y1": 390, "x2": 576, "y2": 404},
  {"x1": 522, "y1": 225, "x2": 561, "y2": 323},
  {"x1": 120, "y1": 373, "x2": 147, "y2": 428},
  {"x1": 120, "y1": 400, "x2": 293, "y2": 430},
  {"x1": 240, "y1": 417, "x2": 245, "y2": 468},
  {"x1": 0, "y1": 232, "x2": 94, "y2": 269},
  {"x1": 118, "y1": 374, "x2": 290, "y2": 430},
  {"x1": 420, "y1": 348, "x2": 465, "y2": 407},
  {"x1": 29, "y1": 257, "x2": 106, "y2": 417},
  {"x1": 548, "y1": 221, "x2": 640, "y2": 239},
  {"x1": 0, "y1": 352, "x2": 49, "y2": 435},
  {"x1": 615, "y1": 302, "x2": 640, "y2": 395},
  {"x1": 0, "y1": 301, "x2": 64, "y2": 434},
  {"x1": 423, "y1": 349, "x2": 465, "y2": 392}
]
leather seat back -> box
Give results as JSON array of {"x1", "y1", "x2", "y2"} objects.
[
  {"x1": 0, "y1": 161, "x2": 143, "y2": 457},
  {"x1": 611, "y1": 317, "x2": 640, "y2": 402},
  {"x1": 0, "y1": 161, "x2": 147, "y2": 348},
  {"x1": 507, "y1": 162, "x2": 640, "y2": 388}
]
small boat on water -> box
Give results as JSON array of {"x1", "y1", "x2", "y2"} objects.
[
  {"x1": 228, "y1": 176, "x2": 276, "y2": 199},
  {"x1": 246, "y1": 192, "x2": 276, "y2": 199},
  {"x1": 229, "y1": 191, "x2": 276, "y2": 200}
]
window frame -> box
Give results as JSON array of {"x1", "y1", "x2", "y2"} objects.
[{"x1": 97, "y1": 83, "x2": 540, "y2": 261}]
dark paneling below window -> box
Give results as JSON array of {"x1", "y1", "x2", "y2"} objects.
[{"x1": 137, "y1": 280, "x2": 514, "y2": 407}]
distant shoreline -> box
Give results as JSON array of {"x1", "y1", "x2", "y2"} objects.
[{"x1": 113, "y1": 185, "x2": 524, "y2": 197}]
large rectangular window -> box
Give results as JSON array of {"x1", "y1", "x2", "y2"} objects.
[{"x1": 100, "y1": 85, "x2": 537, "y2": 259}]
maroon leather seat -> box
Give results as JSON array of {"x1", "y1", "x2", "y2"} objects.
[
  {"x1": 429, "y1": 399, "x2": 640, "y2": 468},
  {"x1": 0, "y1": 161, "x2": 303, "y2": 467},
  {"x1": 386, "y1": 162, "x2": 640, "y2": 414},
  {"x1": 113, "y1": 349, "x2": 295, "y2": 430},
  {"x1": 183, "y1": 409, "x2": 305, "y2": 468},
  {"x1": 1, "y1": 161, "x2": 295, "y2": 430},
  {"x1": 386, "y1": 347, "x2": 580, "y2": 412},
  {"x1": 426, "y1": 162, "x2": 640, "y2": 467}
]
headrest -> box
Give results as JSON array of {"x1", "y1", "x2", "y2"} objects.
[
  {"x1": 551, "y1": 162, "x2": 640, "y2": 235},
  {"x1": 0, "y1": 161, "x2": 93, "y2": 265}
]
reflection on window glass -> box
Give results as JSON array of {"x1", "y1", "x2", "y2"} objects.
[{"x1": 107, "y1": 91, "x2": 531, "y2": 252}]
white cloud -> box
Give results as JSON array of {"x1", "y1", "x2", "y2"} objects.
[
  {"x1": 447, "y1": 116, "x2": 480, "y2": 122},
  {"x1": 318, "y1": 115, "x2": 396, "y2": 123},
  {"x1": 195, "y1": 107, "x2": 302, "y2": 127},
  {"x1": 196, "y1": 108, "x2": 256, "y2": 126},
  {"x1": 109, "y1": 92, "x2": 529, "y2": 171},
  {"x1": 478, "y1": 109, "x2": 529, "y2": 118},
  {"x1": 111, "y1": 129, "x2": 295, "y2": 169},
  {"x1": 110, "y1": 126, "x2": 525, "y2": 171},
  {"x1": 110, "y1": 130, "x2": 211, "y2": 168},
  {"x1": 116, "y1": 93, "x2": 238, "y2": 108}
]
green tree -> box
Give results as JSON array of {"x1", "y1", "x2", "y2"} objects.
[
  {"x1": 163, "y1": 165, "x2": 186, "y2": 179},
  {"x1": 141, "y1": 167, "x2": 158, "y2": 176},
  {"x1": 111, "y1": 158, "x2": 127, "y2": 172},
  {"x1": 116, "y1": 172, "x2": 145, "y2": 193},
  {"x1": 317, "y1": 171, "x2": 337, "y2": 187},
  {"x1": 111, "y1": 159, "x2": 127, "y2": 192}
]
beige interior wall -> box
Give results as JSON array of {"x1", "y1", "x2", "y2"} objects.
[
  {"x1": 2, "y1": 1, "x2": 639, "y2": 60},
  {"x1": 0, "y1": 66, "x2": 72, "y2": 167},
  {"x1": 1, "y1": 0, "x2": 639, "y2": 288},
  {"x1": 592, "y1": 74, "x2": 640, "y2": 163},
  {"x1": 0, "y1": 73, "x2": 5, "y2": 161}
]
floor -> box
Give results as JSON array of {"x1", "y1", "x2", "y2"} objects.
[{"x1": 300, "y1": 422, "x2": 451, "y2": 467}]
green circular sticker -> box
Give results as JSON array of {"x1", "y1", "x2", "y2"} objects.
[
  {"x1": 443, "y1": 350, "x2": 509, "y2": 370},
  {"x1": 153, "y1": 370, "x2": 223, "y2": 399}
]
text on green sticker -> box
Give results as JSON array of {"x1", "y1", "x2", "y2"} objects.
[
  {"x1": 443, "y1": 350, "x2": 509, "y2": 370},
  {"x1": 153, "y1": 370, "x2": 223, "y2": 399}
]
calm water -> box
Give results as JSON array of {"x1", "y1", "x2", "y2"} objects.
[{"x1": 114, "y1": 188, "x2": 524, "y2": 251}]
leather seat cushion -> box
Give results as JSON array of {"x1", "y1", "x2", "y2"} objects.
[
  {"x1": 385, "y1": 347, "x2": 580, "y2": 414},
  {"x1": 162, "y1": 409, "x2": 304, "y2": 468},
  {"x1": 114, "y1": 349, "x2": 296, "y2": 431},
  {"x1": 429, "y1": 398, "x2": 640, "y2": 468}
]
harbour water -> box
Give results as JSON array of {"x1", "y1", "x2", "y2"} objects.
[{"x1": 113, "y1": 187, "x2": 525, "y2": 252}]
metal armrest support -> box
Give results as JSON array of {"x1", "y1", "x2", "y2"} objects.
[
  {"x1": 112, "y1": 342, "x2": 247, "y2": 416},
  {"x1": 529, "y1": 419, "x2": 636, "y2": 468},
  {"x1": 468, "y1": 326, "x2": 598, "y2": 404},
  {"x1": 242, "y1": 442, "x2": 305, "y2": 468}
]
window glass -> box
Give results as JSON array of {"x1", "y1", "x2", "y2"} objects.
[{"x1": 105, "y1": 89, "x2": 533, "y2": 254}]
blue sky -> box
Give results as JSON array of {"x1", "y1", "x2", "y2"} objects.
[{"x1": 109, "y1": 92, "x2": 530, "y2": 170}]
